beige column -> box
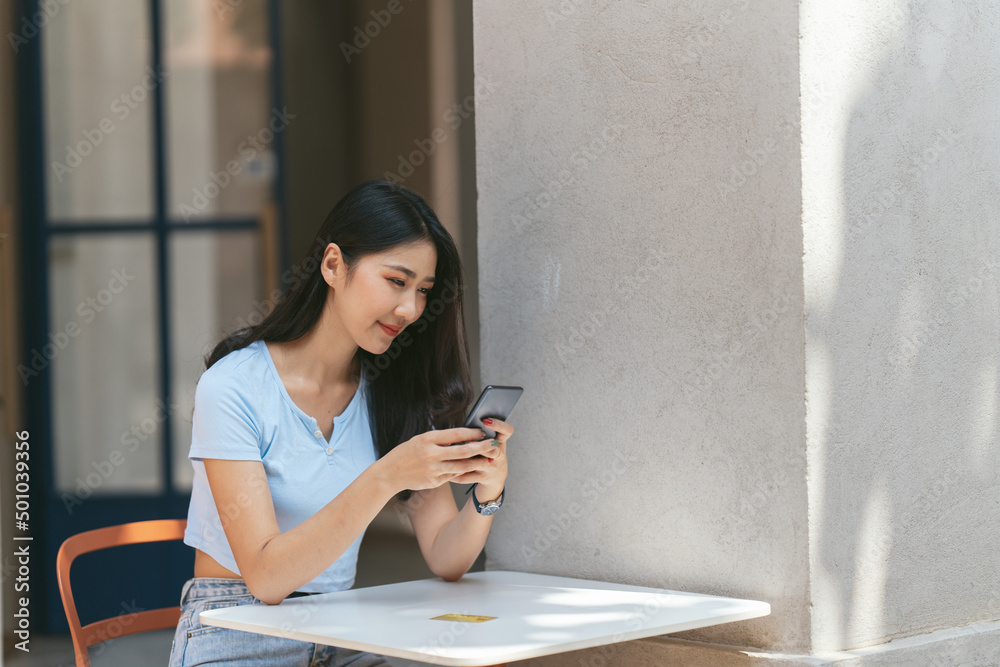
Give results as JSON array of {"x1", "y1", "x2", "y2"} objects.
[{"x1": 474, "y1": 1, "x2": 1000, "y2": 664}]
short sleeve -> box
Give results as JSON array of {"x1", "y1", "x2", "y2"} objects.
[{"x1": 189, "y1": 367, "x2": 262, "y2": 461}]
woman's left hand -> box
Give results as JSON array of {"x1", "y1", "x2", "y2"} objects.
[{"x1": 452, "y1": 418, "x2": 510, "y2": 500}]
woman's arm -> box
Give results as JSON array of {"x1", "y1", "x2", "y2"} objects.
[
  {"x1": 204, "y1": 456, "x2": 397, "y2": 605},
  {"x1": 405, "y1": 418, "x2": 511, "y2": 581},
  {"x1": 406, "y1": 482, "x2": 503, "y2": 581}
]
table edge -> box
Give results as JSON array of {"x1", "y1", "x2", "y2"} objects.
[{"x1": 199, "y1": 601, "x2": 771, "y2": 666}]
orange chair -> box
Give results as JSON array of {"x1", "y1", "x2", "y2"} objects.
[{"x1": 56, "y1": 519, "x2": 187, "y2": 667}]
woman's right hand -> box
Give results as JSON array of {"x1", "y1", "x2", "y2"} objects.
[{"x1": 379, "y1": 427, "x2": 496, "y2": 492}]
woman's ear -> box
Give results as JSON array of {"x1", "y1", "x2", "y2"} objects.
[{"x1": 322, "y1": 243, "x2": 343, "y2": 286}]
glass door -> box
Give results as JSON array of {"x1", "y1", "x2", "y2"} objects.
[{"x1": 17, "y1": 0, "x2": 285, "y2": 632}]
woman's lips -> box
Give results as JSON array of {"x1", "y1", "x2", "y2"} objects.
[{"x1": 379, "y1": 322, "x2": 401, "y2": 336}]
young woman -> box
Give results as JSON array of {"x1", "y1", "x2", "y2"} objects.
[{"x1": 168, "y1": 180, "x2": 511, "y2": 666}]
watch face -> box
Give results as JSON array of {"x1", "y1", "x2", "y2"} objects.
[{"x1": 479, "y1": 503, "x2": 499, "y2": 516}]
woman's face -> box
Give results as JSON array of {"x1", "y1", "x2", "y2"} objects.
[{"x1": 329, "y1": 240, "x2": 438, "y2": 354}]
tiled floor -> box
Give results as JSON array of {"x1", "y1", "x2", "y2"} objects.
[{"x1": 4, "y1": 509, "x2": 486, "y2": 667}]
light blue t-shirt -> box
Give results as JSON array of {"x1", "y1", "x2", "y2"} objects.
[{"x1": 183, "y1": 339, "x2": 376, "y2": 593}]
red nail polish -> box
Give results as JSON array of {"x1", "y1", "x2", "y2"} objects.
[{"x1": 483, "y1": 419, "x2": 493, "y2": 425}]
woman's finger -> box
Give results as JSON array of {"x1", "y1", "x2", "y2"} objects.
[
  {"x1": 482, "y1": 418, "x2": 513, "y2": 439},
  {"x1": 439, "y1": 440, "x2": 495, "y2": 461}
]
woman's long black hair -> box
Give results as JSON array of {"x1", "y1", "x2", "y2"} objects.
[{"x1": 203, "y1": 180, "x2": 474, "y2": 502}]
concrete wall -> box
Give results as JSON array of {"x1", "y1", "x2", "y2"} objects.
[
  {"x1": 801, "y1": 0, "x2": 1000, "y2": 654},
  {"x1": 474, "y1": 0, "x2": 808, "y2": 655},
  {"x1": 475, "y1": 0, "x2": 1000, "y2": 664}
]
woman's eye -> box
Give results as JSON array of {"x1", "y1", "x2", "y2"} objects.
[{"x1": 390, "y1": 278, "x2": 430, "y2": 295}]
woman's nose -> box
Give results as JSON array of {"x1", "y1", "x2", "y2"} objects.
[{"x1": 396, "y1": 293, "x2": 419, "y2": 320}]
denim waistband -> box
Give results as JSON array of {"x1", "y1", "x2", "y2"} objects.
[
  {"x1": 180, "y1": 577, "x2": 253, "y2": 605},
  {"x1": 180, "y1": 577, "x2": 321, "y2": 605}
]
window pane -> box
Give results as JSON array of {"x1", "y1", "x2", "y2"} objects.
[
  {"x1": 49, "y1": 235, "x2": 162, "y2": 496},
  {"x1": 42, "y1": 0, "x2": 154, "y2": 221},
  {"x1": 163, "y1": 0, "x2": 275, "y2": 222},
  {"x1": 170, "y1": 229, "x2": 262, "y2": 491}
]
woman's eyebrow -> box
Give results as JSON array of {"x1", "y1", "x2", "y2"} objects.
[{"x1": 382, "y1": 264, "x2": 436, "y2": 282}]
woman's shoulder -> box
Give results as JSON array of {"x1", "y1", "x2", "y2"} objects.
[
  {"x1": 196, "y1": 341, "x2": 266, "y2": 400},
  {"x1": 190, "y1": 342, "x2": 268, "y2": 448}
]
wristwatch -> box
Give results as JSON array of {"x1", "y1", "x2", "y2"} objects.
[{"x1": 470, "y1": 484, "x2": 505, "y2": 516}]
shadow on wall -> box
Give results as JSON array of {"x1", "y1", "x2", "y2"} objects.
[{"x1": 814, "y1": 0, "x2": 1000, "y2": 653}]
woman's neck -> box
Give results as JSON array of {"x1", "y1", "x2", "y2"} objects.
[{"x1": 269, "y1": 325, "x2": 360, "y2": 389}]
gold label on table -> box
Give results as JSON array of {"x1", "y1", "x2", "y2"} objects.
[{"x1": 431, "y1": 613, "x2": 497, "y2": 623}]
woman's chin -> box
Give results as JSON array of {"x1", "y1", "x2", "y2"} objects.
[{"x1": 362, "y1": 339, "x2": 394, "y2": 356}]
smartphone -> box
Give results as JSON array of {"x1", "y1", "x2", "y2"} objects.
[{"x1": 458, "y1": 385, "x2": 523, "y2": 456}]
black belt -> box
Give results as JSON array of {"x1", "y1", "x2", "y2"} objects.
[{"x1": 287, "y1": 590, "x2": 319, "y2": 598}]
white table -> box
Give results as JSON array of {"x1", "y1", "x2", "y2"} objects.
[{"x1": 200, "y1": 570, "x2": 770, "y2": 667}]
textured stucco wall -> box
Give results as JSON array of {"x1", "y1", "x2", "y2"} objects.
[
  {"x1": 475, "y1": 0, "x2": 1000, "y2": 662},
  {"x1": 474, "y1": 0, "x2": 808, "y2": 655},
  {"x1": 801, "y1": 0, "x2": 1000, "y2": 654}
]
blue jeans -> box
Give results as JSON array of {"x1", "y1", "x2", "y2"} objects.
[{"x1": 168, "y1": 577, "x2": 391, "y2": 666}]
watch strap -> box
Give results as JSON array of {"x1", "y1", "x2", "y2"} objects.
[{"x1": 469, "y1": 483, "x2": 504, "y2": 514}]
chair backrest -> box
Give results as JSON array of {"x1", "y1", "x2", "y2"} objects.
[{"x1": 56, "y1": 518, "x2": 188, "y2": 667}]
